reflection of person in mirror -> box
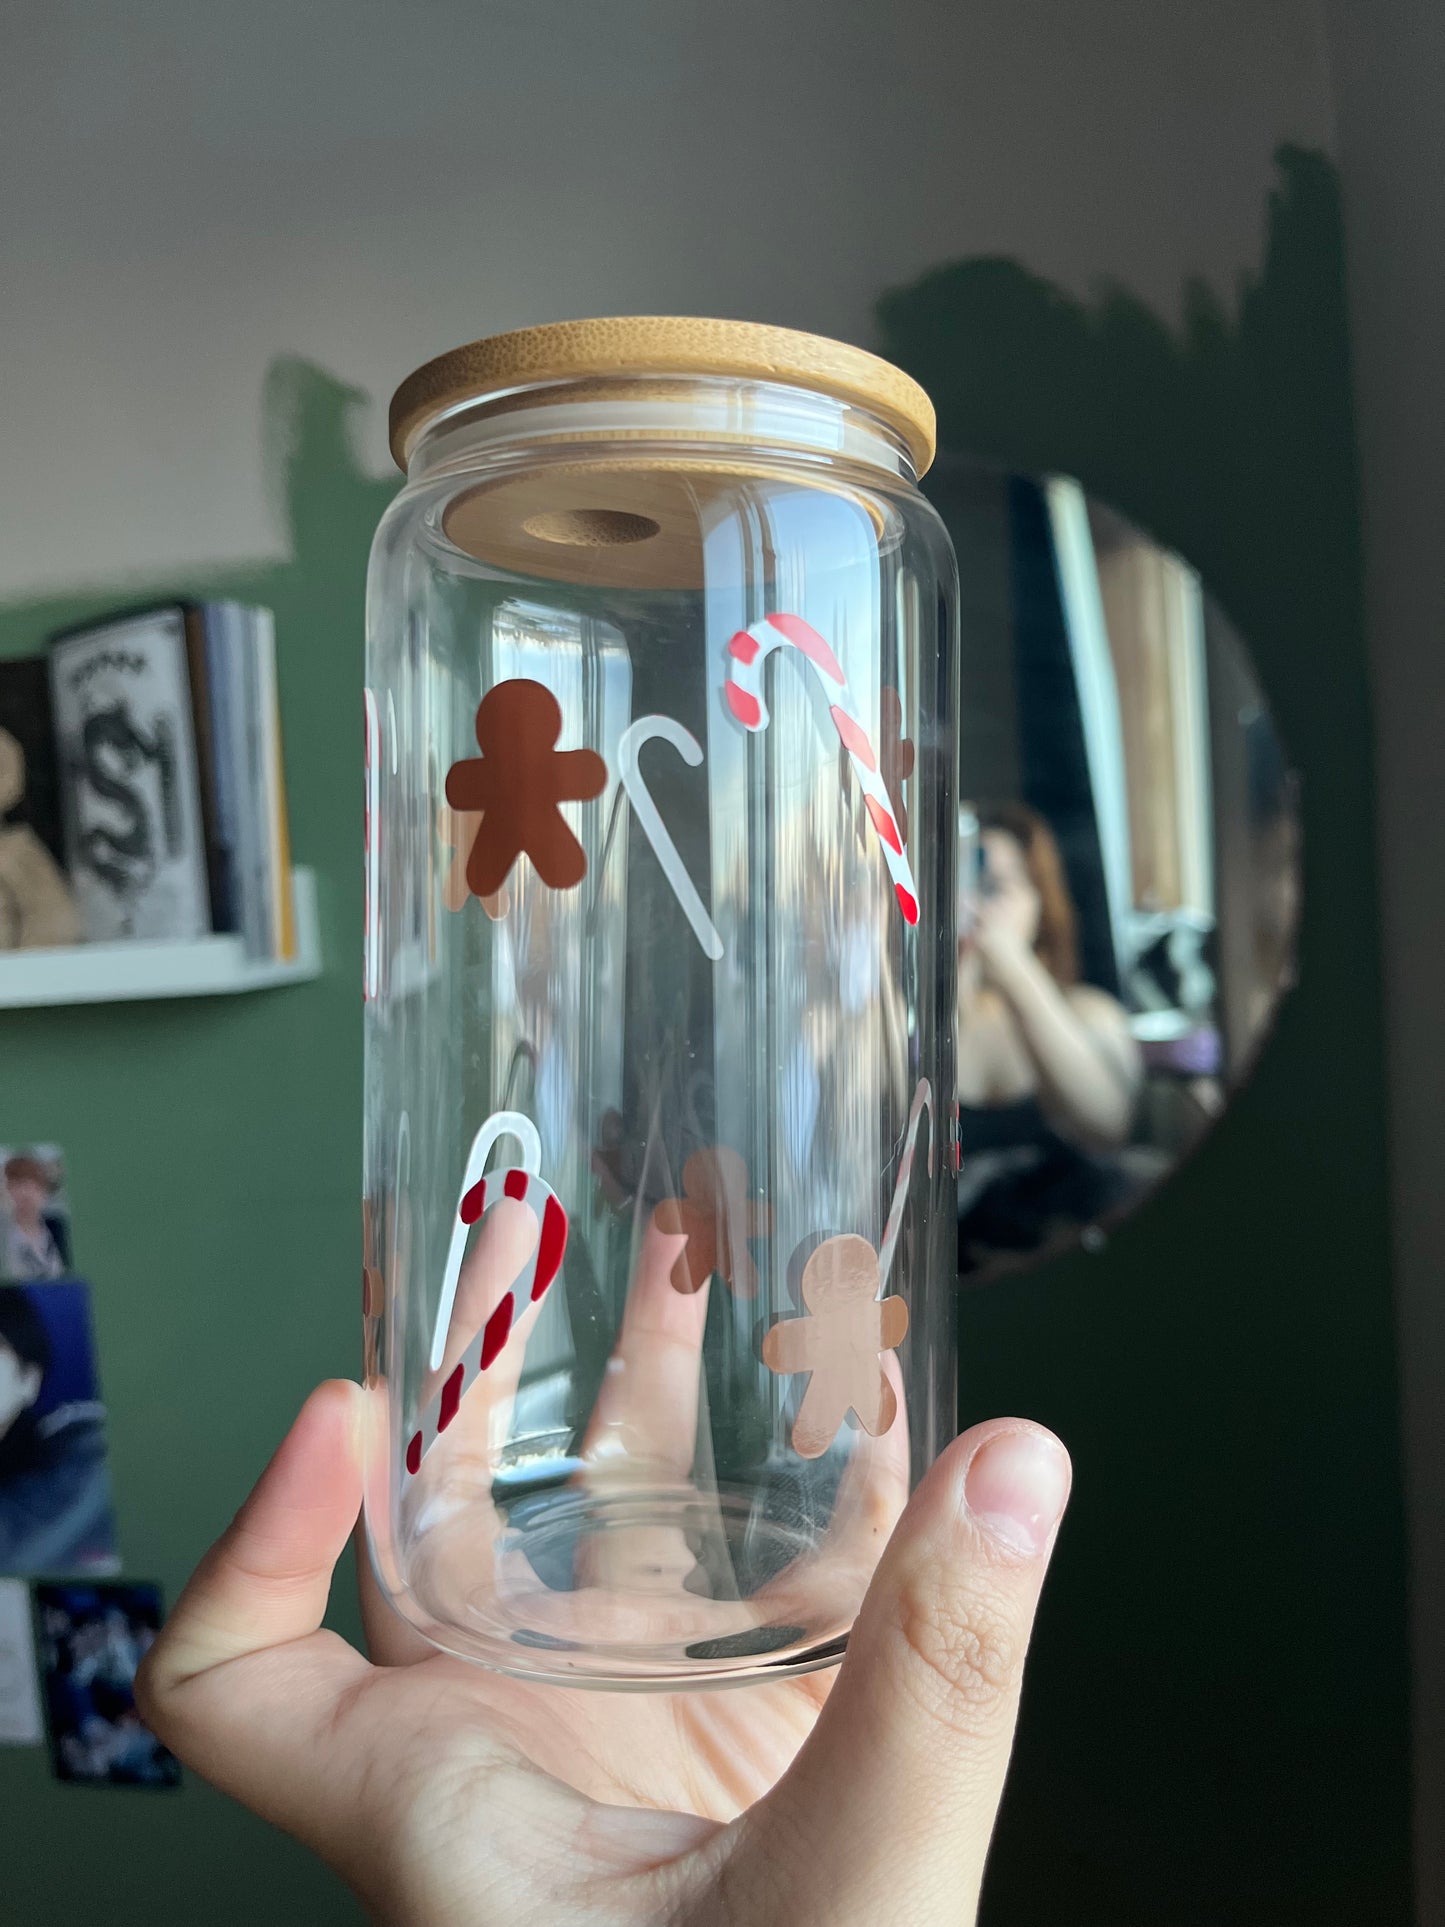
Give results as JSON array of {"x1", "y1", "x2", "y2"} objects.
[
  {"x1": 3, "y1": 1154, "x2": 68, "y2": 1281},
  {"x1": 1244, "y1": 715, "x2": 1301, "y2": 1042},
  {"x1": 957, "y1": 804, "x2": 1143, "y2": 1276},
  {"x1": 0, "y1": 1289, "x2": 115, "y2": 1573}
]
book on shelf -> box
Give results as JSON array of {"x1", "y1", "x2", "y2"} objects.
[
  {"x1": 0, "y1": 656, "x2": 81, "y2": 949},
  {"x1": 49, "y1": 607, "x2": 212, "y2": 942},
  {"x1": 252, "y1": 607, "x2": 298, "y2": 963},
  {"x1": 44, "y1": 602, "x2": 295, "y2": 957},
  {"x1": 188, "y1": 602, "x2": 296, "y2": 961},
  {"x1": 183, "y1": 605, "x2": 236, "y2": 935}
]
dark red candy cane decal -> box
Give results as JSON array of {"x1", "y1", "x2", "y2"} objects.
[{"x1": 405, "y1": 1165, "x2": 567, "y2": 1477}]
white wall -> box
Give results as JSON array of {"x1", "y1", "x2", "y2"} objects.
[
  {"x1": 1325, "y1": 5, "x2": 1445, "y2": 1920},
  {"x1": 0, "y1": 0, "x2": 1332, "y2": 596}
]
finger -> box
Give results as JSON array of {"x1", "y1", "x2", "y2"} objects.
[
  {"x1": 401, "y1": 1216, "x2": 560, "y2": 1633},
  {"x1": 356, "y1": 1526, "x2": 436, "y2": 1667},
  {"x1": 414, "y1": 1196, "x2": 553, "y2": 1489},
  {"x1": 582, "y1": 1215, "x2": 708, "y2": 1479},
  {"x1": 433, "y1": 1196, "x2": 539, "y2": 1384},
  {"x1": 354, "y1": 1385, "x2": 519, "y2": 1671},
  {"x1": 823, "y1": 1349, "x2": 911, "y2": 1546},
  {"x1": 753, "y1": 1351, "x2": 911, "y2": 1630},
  {"x1": 742, "y1": 1419, "x2": 1071, "y2": 1923},
  {"x1": 355, "y1": 1382, "x2": 438, "y2": 1668},
  {"x1": 136, "y1": 1381, "x2": 373, "y2": 1845},
  {"x1": 143, "y1": 1379, "x2": 367, "y2": 1685},
  {"x1": 418, "y1": 1270, "x2": 548, "y2": 1478},
  {"x1": 572, "y1": 1218, "x2": 709, "y2": 1594}
]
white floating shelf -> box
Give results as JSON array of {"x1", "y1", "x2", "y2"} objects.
[{"x1": 0, "y1": 868, "x2": 322, "y2": 1010}]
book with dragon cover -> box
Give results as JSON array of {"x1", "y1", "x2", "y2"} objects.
[{"x1": 48, "y1": 608, "x2": 211, "y2": 942}]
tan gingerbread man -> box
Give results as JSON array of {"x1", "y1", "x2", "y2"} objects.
[
  {"x1": 762, "y1": 1233, "x2": 908, "y2": 1459},
  {"x1": 444, "y1": 680, "x2": 606, "y2": 899}
]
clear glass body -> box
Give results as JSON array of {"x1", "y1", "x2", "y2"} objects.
[{"x1": 362, "y1": 373, "x2": 959, "y2": 1685}]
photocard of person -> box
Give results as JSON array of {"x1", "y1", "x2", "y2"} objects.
[
  {"x1": 0, "y1": 1282, "x2": 119, "y2": 1576},
  {"x1": 35, "y1": 1581, "x2": 179, "y2": 1789},
  {"x1": 0, "y1": 1575, "x2": 44, "y2": 1746},
  {"x1": 0, "y1": 1145, "x2": 73, "y2": 1282}
]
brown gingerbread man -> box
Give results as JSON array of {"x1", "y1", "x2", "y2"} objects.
[
  {"x1": 652, "y1": 1147, "x2": 771, "y2": 1297},
  {"x1": 445, "y1": 680, "x2": 607, "y2": 899},
  {"x1": 761, "y1": 1233, "x2": 908, "y2": 1459}
]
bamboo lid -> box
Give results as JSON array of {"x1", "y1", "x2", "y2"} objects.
[
  {"x1": 388, "y1": 316, "x2": 936, "y2": 476},
  {"x1": 439, "y1": 456, "x2": 893, "y2": 592}
]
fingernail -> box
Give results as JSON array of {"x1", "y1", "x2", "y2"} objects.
[{"x1": 964, "y1": 1427, "x2": 1071, "y2": 1556}]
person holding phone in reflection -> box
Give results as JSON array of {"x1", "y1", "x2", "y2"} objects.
[{"x1": 956, "y1": 803, "x2": 1143, "y2": 1275}]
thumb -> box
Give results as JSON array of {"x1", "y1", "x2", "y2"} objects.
[
  {"x1": 743, "y1": 1419, "x2": 1071, "y2": 1925},
  {"x1": 136, "y1": 1381, "x2": 373, "y2": 1854}
]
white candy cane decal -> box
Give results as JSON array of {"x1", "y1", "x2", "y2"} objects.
[
  {"x1": 724, "y1": 614, "x2": 920, "y2": 925},
  {"x1": 619, "y1": 717, "x2": 724, "y2": 960},
  {"x1": 363, "y1": 689, "x2": 381, "y2": 1001},
  {"x1": 430, "y1": 1111, "x2": 542, "y2": 1370},
  {"x1": 878, "y1": 1078, "x2": 934, "y2": 1286},
  {"x1": 407, "y1": 1162, "x2": 568, "y2": 1476}
]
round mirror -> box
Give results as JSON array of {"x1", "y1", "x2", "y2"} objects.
[{"x1": 930, "y1": 462, "x2": 1301, "y2": 1283}]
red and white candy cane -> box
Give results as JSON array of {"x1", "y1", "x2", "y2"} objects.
[
  {"x1": 430, "y1": 1111, "x2": 542, "y2": 1371},
  {"x1": 723, "y1": 613, "x2": 920, "y2": 925},
  {"x1": 406, "y1": 1161, "x2": 568, "y2": 1476},
  {"x1": 878, "y1": 1077, "x2": 934, "y2": 1287}
]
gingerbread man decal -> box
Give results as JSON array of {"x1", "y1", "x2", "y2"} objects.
[
  {"x1": 445, "y1": 680, "x2": 607, "y2": 899},
  {"x1": 762, "y1": 1233, "x2": 908, "y2": 1458},
  {"x1": 653, "y1": 1147, "x2": 771, "y2": 1298}
]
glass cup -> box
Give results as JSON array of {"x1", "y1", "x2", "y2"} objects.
[{"x1": 361, "y1": 318, "x2": 959, "y2": 1685}]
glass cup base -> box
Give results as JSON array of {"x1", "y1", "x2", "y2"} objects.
[{"x1": 383, "y1": 1476, "x2": 860, "y2": 1688}]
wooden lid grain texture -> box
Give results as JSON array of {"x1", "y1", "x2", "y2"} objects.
[{"x1": 388, "y1": 316, "x2": 936, "y2": 475}]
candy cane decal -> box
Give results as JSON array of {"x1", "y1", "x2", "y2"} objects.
[
  {"x1": 364, "y1": 689, "x2": 381, "y2": 1001},
  {"x1": 878, "y1": 1077, "x2": 934, "y2": 1287},
  {"x1": 429, "y1": 1110, "x2": 542, "y2": 1371},
  {"x1": 724, "y1": 613, "x2": 920, "y2": 925},
  {"x1": 407, "y1": 1160, "x2": 568, "y2": 1476},
  {"x1": 619, "y1": 717, "x2": 724, "y2": 960}
]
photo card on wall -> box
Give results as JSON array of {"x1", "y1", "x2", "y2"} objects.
[
  {"x1": 0, "y1": 1143, "x2": 73, "y2": 1282},
  {"x1": 0, "y1": 1576, "x2": 44, "y2": 1746},
  {"x1": 34, "y1": 1580, "x2": 180, "y2": 1788},
  {"x1": 0, "y1": 1281, "x2": 118, "y2": 1577}
]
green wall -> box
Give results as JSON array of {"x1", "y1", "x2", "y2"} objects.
[
  {"x1": 0, "y1": 363, "x2": 384, "y2": 1923},
  {"x1": 0, "y1": 145, "x2": 1411, "y2": 1923}
]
